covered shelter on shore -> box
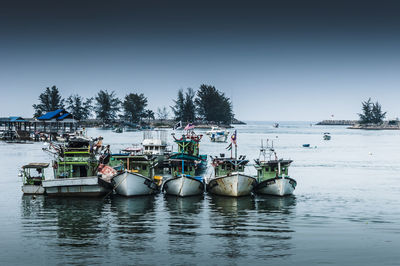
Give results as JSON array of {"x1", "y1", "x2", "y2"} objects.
[{"x1": 0, "y1": 109, "x2": 78, "y2": 134}]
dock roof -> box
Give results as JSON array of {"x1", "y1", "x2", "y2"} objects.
[
  {"x1": 9, "y1": 116, "x2": 27, "y2": 122},
  {"x1": 38, "y1": 109, "x2": 64, "y2": 120},
  {"x1": 37, "y1": 109, "x2": 75, "y2": 121}
]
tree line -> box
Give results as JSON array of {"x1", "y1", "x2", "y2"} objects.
[{"x1": 32, "y1": 84, "x2": 235, "y2": 124}]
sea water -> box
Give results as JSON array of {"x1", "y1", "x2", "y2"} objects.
[{"x1": 0, "y1": 121, "x2": 399, "y2": 265}]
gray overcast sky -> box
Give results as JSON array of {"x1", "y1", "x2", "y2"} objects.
[{"x1": 1, "y1": 0, "x2": 400, "y2": 121}]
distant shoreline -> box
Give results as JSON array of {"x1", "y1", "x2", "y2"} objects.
[
  {"x1": 315, "y1": 119, "x2": 400, "y2": 130},
  {"x1": 316, "y1": 120, "x2": 357, "y2": 126}
]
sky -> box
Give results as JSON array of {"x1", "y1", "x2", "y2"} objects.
[{"x1": 1, "y1": 0, "x2": 400, "y2": 121}]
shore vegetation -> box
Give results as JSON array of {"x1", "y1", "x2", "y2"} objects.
[
  {"x1": 32, "y1": 86, "x2": 64, "y2": 117},
  {"x1": 358, "y1": 98, "x2": 387, "y2": 124}
]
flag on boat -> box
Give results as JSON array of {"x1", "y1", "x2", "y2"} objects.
[
  {"x1": 173, "y1": 121, "x2": 182, "y2": 130},
  {"x1": 184, "y1": 123, "x2": 195, "y2": 130},
  {"x1": 231, "y1": 130, "x2": 237, "y2": 145},
  {"x1": 226, "y1": 143, "x2": 232, "y2": 150}
]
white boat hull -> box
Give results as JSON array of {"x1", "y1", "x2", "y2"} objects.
[
  {"x1": 255, "y1": 177, "x2": 296, "y2": 196},
  {"x1": 42, "y1": 176, "x2": 111, "y2": 197},
  {"x1": 162, "y1": 175, "x2": 204, "y2": 197},
  {"x1": 22, "y1": 185, "x2": 45, "y2": 195},
  {"x1": 207, "y1": 173, "x2": 256, "y2": 197},
  {"x1": 112, "y1": 171, "x2": 159, "y2": 196}
]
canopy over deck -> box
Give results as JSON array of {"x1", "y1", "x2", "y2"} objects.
[{"x1": 22, "y1": 163, "x2": 49, "y2": 169}]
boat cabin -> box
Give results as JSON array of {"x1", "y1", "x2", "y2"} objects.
[
  {"x1": 54, "y1": 139, "x2": 98, "y2": 178},
  {"x1": 142, "y1": 138, "x2": 168, "y2": 155},
  {"x1": 169, "y1": 159, "x2": 197, "y2": 177},
  {"x1": 109, "y1": 154, "x2": 155, "y2": 178},
  {"x1": 172, "y1": 133, "x2": 202, "y2": 157},
  {"x1": 22, "y1": 163, "x2": 49, "y2": 185},
  {"x1": 254, "y1": 159, "x2": 292, "y2": 181},
  {"x1": 212, "y1": 156, "x2": 249, "y2": 176}
]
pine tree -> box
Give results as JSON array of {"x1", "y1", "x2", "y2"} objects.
[{"x1": 32, "y1": 86, "x2": 64, "y2": 117}]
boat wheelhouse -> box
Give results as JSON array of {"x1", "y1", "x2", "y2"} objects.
[{"x1": 21, "y1": 163, "x2": 49, "y2": 194}]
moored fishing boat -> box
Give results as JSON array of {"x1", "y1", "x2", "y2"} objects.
[
  {"x1": 108, "y1": 154, "x2": 160, "y2": 196},
  {"x1": 20, "y1": 163, "x2": 49, "y2": 194},
  {"x1": 254, "y1": 140, "x2": 296, "y2": 196},
  {"x1": 207, "y1": 156, "x2": 256, "y2": 197},
  {"x1": 162, "y1": 159, "x2": 205, "y2": 197},
  {"x1": 162, "y1": 127, "x2": 206, "y2": 197},
  {"x1": 42, "y1": 137, "x2": 112, "y2": 197},
  {"x1": 207, "y1": 131, "x2": 257, "y2": 197}
]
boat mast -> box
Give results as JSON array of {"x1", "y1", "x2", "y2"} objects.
[{"x1": 234, "y1": 130, "x2": 237, "y2": 171}]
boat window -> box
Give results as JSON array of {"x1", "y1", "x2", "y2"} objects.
[
  {"x1": 142, "y1": 165, "x2": 146, "y2": 170},
  {"x1": 221, "y1": 164, "x2": 225, "y2": 170}
]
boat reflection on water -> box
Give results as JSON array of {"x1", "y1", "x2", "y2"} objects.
[
  {"x1": 255, "y1": 195, "x2": 297, "y2": 213},
  {"x1": 164, "y1": 195, "x2": 204, "y2": 263},
  {"x1": 208, "y1": 195, "x2": 256, "y2": 262},
  {"x1": 208, "y1": 195, "x2": 296, "y2": 263},
  {"x1": 20, "y1": 195, "x2": 110, "y2": 265},
  {"x1": 209, "y1": 195, "x2": 256, "y2": 216},
  {"x1": 254, "y1": 195, "x2": 297, "y2": 261},
  {"x1": 111, "y1": 194, "x2": 156, "y2": 216},
  {"x1": 164, "y1": 194, "x2": 204, "y2": 214},
  {"x1": 110, "y1": 195, "x2": 157, "y2": 256}
]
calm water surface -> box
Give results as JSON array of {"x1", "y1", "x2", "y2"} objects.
[{"x1": 1, "y1": 122, "x2": 399, "y2": 265}]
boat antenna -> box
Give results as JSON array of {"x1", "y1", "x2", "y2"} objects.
[
  {"x1": 259, "y1": 139, "x2": 266, "y2": 161},
  {"x1": 234, "y1": 130, "x2": 237, "y2": 171}
]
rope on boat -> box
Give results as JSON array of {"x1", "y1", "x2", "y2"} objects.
[{"x1": 103, "y1": 171, "x2": 128, "y2": 199}]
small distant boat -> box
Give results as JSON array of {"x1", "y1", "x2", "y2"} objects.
[
  {"x1": 323, "y1": 133, "x2": 331, "y2": 140},
  {"x1": 254, "y1": 140, "x2": 296, "y2": 196},
  {"x1": 273, "y1": 123, "x2": 279, "y2": 128},
  {"x1": 114, "y1": 127, "x2": 123, "y2": 133},
  {"x1": 302, "y1": 144, "x2": 310, "y2": 147},
  {"x1": 206, "y1": 126, "x2": 229, "y2": 142},
  {"x1": 21, "y1": 163, "x2": 49, "y2": 194}
]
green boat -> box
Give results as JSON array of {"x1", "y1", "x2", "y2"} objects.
[
  {"x1": 108, "y1": 154, "x2": 161, "y2": 196},
  {"x1": 42, "y1": 137, "x2": 112, "y2": 197},
  {"x1": 21, "y1": 163, "x2": 49, "y2": 194},
  {"x1": 207, "y1": 155, "x2": 256, "y2": 197},
  {"x1": 162, "y1": 132, "x2": 206, "y2": 197},
  {"x1": 168, "y1": 132, "x2": 207, "y2": 166},
  {"x1": 253, "y1": 140, "x2": 296, "y2": 196}
]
